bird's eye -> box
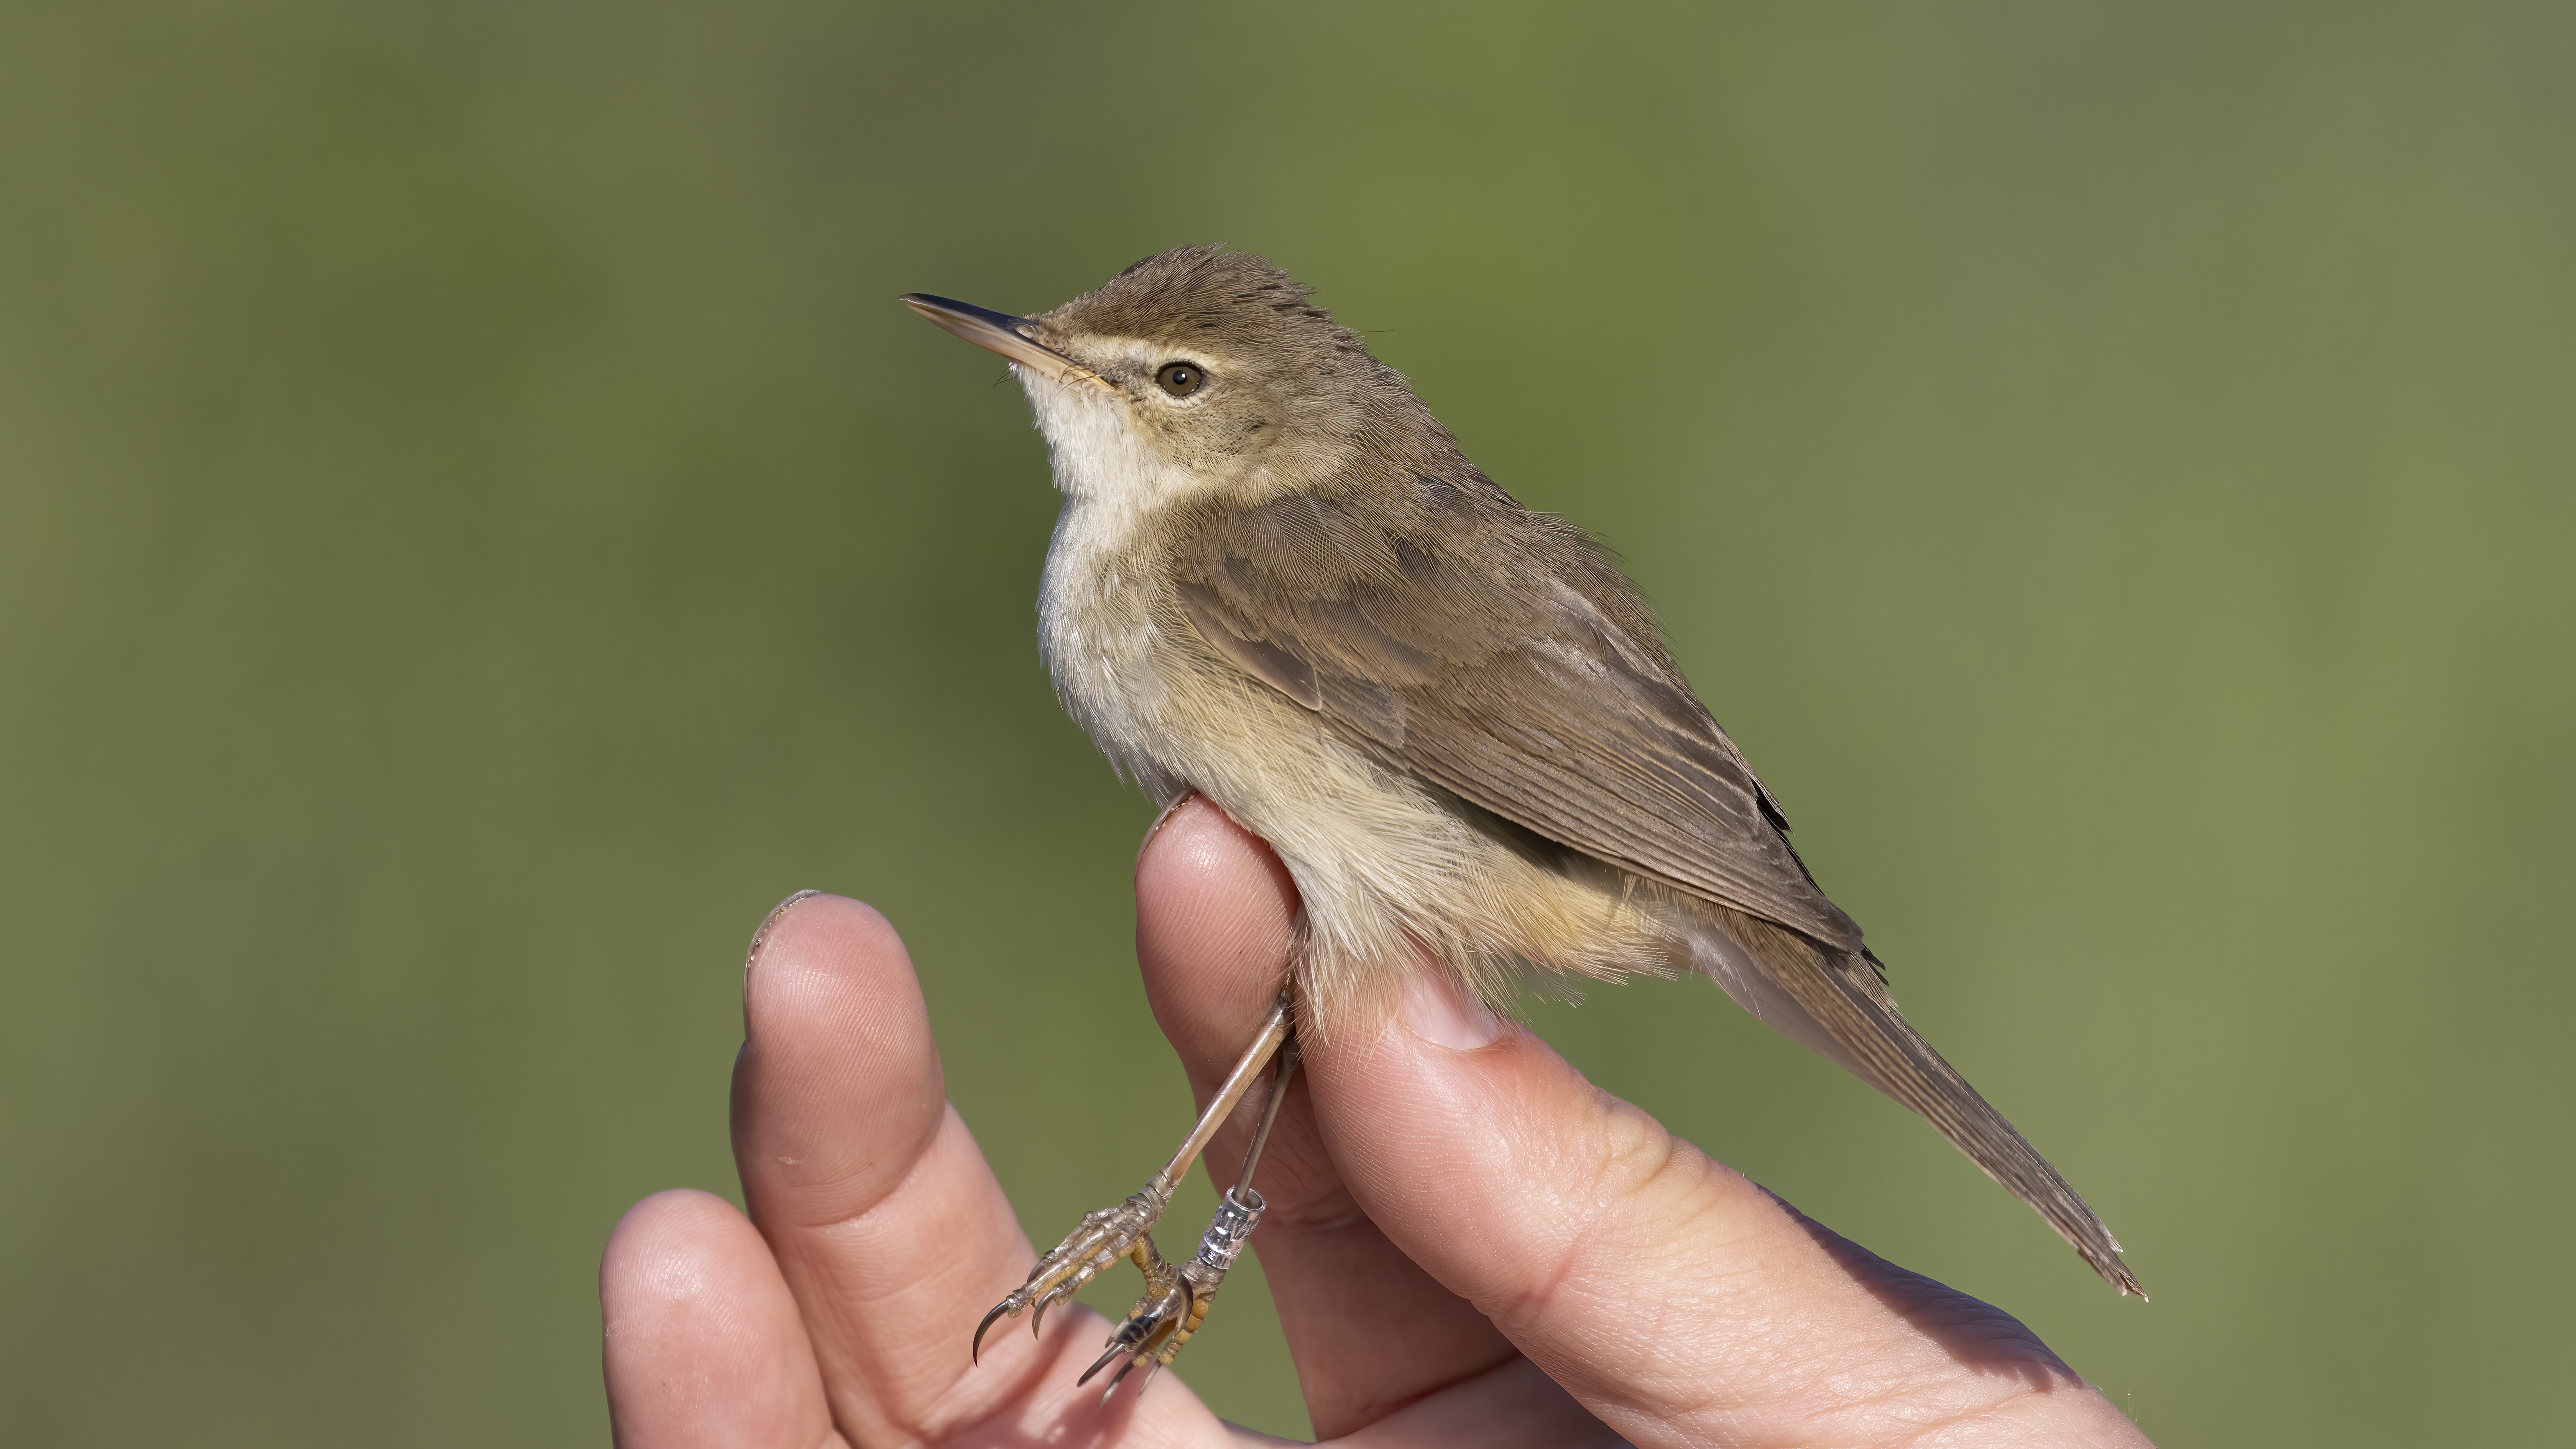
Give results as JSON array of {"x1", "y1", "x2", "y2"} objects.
[{"x1": 1154, "y1": 361, "x2": 1206, "y2": 398}]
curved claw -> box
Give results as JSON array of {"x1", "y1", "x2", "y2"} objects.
[
  {"x1": 967, "y1": 1185, "x2": 1171, "y2": 1370},
  {"x1": 1077, "y1": 1261, "x2": 1193, "y2": 1396},
  {"x1": 971, "y1": 1299, "x2": 1015, "y2": 1365},
  {"x1": 1076, "y1": 1339, "x2": 1132, "y2": 1389}
]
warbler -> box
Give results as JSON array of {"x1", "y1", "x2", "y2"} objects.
[{"x1": 902, "y1": 248, "x2": 2139, "y2": 1391}]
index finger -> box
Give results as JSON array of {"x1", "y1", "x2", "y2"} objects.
[{"x1": 1134, "y1": 803, "x2": 1532, "y2": 1438}]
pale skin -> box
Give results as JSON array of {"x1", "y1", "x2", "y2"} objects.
[{"x1": 600, "y1": 800, "x2": 2153, "y2": 1447}]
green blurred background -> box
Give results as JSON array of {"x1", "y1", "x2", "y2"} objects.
[{"x1": 2, "y1": 1, "x2": 2568, "y2": 1442}]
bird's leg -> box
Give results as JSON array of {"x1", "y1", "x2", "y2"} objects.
[
  {"x1": 1081, "y1": 1029, "x2": 1299, "y2": 1397},
  {"x1": 973, "y1": 991, "x2": 1293, "y2": 1374}
]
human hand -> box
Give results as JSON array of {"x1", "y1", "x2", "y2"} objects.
[{"x1": 601, "y1": 798, "x2": 2151, "y2": 1446}]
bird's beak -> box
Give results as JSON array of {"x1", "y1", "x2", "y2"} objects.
[{"x1": 899, "y1": 294, "x2": 1114, "y2": 390}]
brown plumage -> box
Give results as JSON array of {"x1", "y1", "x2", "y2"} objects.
[{"x1": 912, "y1": 246, "x2": 2141, "y2": 1300}]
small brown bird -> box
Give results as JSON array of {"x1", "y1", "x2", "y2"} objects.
[{"x1": 903, "y1": 247, "x2": 2140, "y2": 1391}]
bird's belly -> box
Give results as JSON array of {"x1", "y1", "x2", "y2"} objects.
[
  {"x1": 1038, "y1": 507, "x2": 1681, "y2": 1026},
  {"x1": 1053, "y1": 619, "x2": 1685, "y2": 1028}
]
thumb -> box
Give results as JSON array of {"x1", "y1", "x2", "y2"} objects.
[{"x1": 1297, "y1": 969, "x2": 2114, "y2": 1447}]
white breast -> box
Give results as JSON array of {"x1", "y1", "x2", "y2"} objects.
[
  {"x1": 1036, "y1": 494, "x2": 1184, "y2": 796},
  {"x1": 1017, "y1": 360, "x2": 1197, "y2": 794}
]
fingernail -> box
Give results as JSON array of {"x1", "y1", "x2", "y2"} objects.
[
  {"x1": 1399, "y1": 969, "x2": 1502, "y2": 1051},
  {"x1": 745, "y1": 890, "x2": 824, "y2": 989}
]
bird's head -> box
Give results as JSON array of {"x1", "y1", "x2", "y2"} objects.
[{"x1": 903, "y1": 248, "x2": 1434, "y2": 517}]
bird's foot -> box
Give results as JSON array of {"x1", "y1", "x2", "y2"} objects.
[
  {"x1": 968, "y1": 995, "x2": 1294, "y2": 1392},
  {"x1": 1078, "y1": 1187, "x2": 1267, "y2": 1398},
  {"x1": 974, "y1": 1184, "x2": 1171, "y2": 1361}
]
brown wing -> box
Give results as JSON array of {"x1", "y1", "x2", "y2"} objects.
[
  {"x1": 1179, "y1": 476, "x2": 2143, "y2": 1296},
  {"x1": 1175, "y1": 473, "x2": 1864, "y2": 953}
]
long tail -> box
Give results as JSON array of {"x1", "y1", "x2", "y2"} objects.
[{"x1": 1689, "y1": 904, "x2": 2144, "y2": 1298}]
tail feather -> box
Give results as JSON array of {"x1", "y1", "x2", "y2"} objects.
[{"x1": 1692, "y1": 906, "x2": 2144, "y2": 1298}]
